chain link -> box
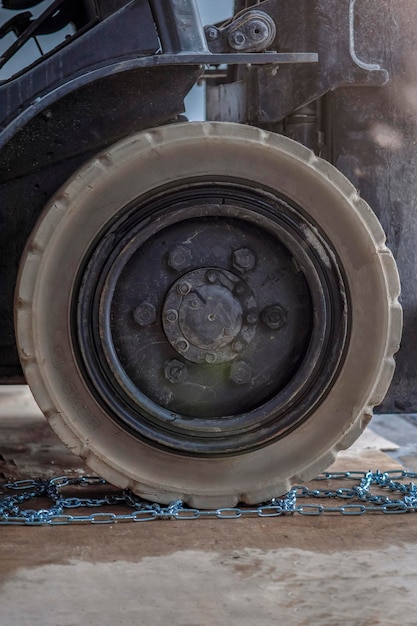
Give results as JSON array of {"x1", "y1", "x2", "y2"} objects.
[{"x1": 0, "y1": 470, "x2": 416, "y2": 525}]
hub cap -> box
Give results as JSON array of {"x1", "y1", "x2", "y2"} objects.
[{"x1": 162, "y1": 268, "x2": 257, "y2": 364}]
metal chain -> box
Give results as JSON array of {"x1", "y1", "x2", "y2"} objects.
[{"x1": 1, "y1": 470, "x2": 417, "y2": 525}]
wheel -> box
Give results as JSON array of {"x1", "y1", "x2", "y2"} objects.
[{"x1": 15, "y1": 122, "x2": 402, "y2": 507}]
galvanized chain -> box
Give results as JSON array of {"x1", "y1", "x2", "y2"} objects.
[{"x1": 1, "y1": 470, "x2": 417, "y2": 525}]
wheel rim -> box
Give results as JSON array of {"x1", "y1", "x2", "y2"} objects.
[{"x1": 76, "y1": 181, "x2": 348, "y2": 455}]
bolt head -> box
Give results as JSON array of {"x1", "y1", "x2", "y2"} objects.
[
  {"x1": 176, "y1": 338, "x2": 190, "y2": 352},
  {"x1": 165, "y1": 309, "x2": 178, "y2": 323},
  {"x1": 164, "y1": 359, "x2": 188, "y2": 384},
  {"x1": 168, "y1": 245, "x2": 193, "y2": 271},
  {"x1": 262, "y1": 305, "x2": 287, "y2": 330},
  {"x1": 177, "y1": 281, "x2": 192, "y2": 296},
  {"x1": 246, "y1": 19, "x2": 269, "y2": 42},
  {"x1": 231, "y1": 339, "x2": 246, "y2": 353},
  {"x1": 232, "y1": 248, "x2": 256, "y2": 272},
  {"x1": 246, "y1": 312, "x2": 258, "y2": 324},
  {"x1": 230, "y1": 361, "x2": 252, "y2": 385},
  {"x1": 133, "y1": 302, "x2": 156, "y2": 327},
  {"x1": 206, "y1": 26, "x2": 218, "y2": 40},
  {"x1": 229, "y1": 30, "x2": 246, "y2": 49},
  {"x1": 206, "y1": 270, "x2": 218, "y2": 283}
]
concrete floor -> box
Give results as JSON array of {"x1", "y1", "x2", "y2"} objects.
[
  {"x1": 371, "y1": 413, "x2": 417, "y2": 472},
  {"x1": 1, "y1": 386, "x2": 417, "y2": 626}
]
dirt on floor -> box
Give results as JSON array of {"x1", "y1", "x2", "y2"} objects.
[{"x1": 1, "y1": 386, "x2": 416, "y2": 626}]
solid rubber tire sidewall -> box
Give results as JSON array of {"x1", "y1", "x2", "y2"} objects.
[{"x1": 16, "y1": 123, "x2": 399, "y2": 505}]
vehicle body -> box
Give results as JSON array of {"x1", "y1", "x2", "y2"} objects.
[{"x1": 0, "y1": 0, "x2": 412, "y2": 505}]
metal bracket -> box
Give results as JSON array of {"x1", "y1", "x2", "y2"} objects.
[{"x1": 205, "y1": 10, "x2": 277, "y2": 54}]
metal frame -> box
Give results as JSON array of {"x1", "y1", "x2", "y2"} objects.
[
  {"x1": 0, "y1": 0, "x2": 317, "y2": 150},
  {"x1": 1, "y1": 0, "x2": 415, "y2": 413}
]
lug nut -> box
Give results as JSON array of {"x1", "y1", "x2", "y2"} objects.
[
  {"x1": 230, "y1": 361, "x2": 252, "y2": 385},
  {"x1": 133, "y1": 302, "x2": 156, "y2": 327},
  {"x1": 262, "y1": 305, "x2": 287, "y2": 330},
  {"x1": 206, "y1": 270, "x2": 218, "y2": 283},
  {"x1": 177, "y1": 281, "x2": 192, "y2": 296},
  {"x1": 168, "y1": 245, "x2": 193, "y2": 271},
  {"x1": 232, "y1": 248, "x2": 256, "y2": 272},
  {"x1": 164, "y1": 359, "x2": 188, "y2": 384},
  {"x1": 176, "y1": 338, "x2": 190, "y2": 352},
  {"x1": 231, "y1": 339, "x2": 246, "y2": 353},
  {"x1": 165, "y1": 309, "x2": 178, "y2": 323},
  {"x1": 204, "y1": 352, "x2": 217, "y2": 364},
  {"x1": 246, "y1": 312, "x2": 258, "y2": 324}
]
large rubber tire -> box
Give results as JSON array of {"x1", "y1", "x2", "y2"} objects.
[{"x1": 15, "y1": 122, "x2": 402, "y2": 507}]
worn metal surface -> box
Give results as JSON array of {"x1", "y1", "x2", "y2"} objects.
[
  {"x1": 327, "y1": 1, "x2": 417, "y2": 412},
  {"x1": 206, "y1": 0, "x2": 388, "y2": 124},
  {"x1": 207, "y1": 0, "x2": 417, "y2": 412},
  {"x1": 204, "y1": 8, "x2": 276, "y2": 53}
]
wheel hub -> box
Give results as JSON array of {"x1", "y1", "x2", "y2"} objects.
[
  {"x1": 76, "y1": 183, "x2": 347, "y2": 455},
  {"x1": 163, "y1": 268, "x2": 257, "y2": 364}
]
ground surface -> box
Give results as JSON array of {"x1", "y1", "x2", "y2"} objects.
[{"x1": 0, "y1": 386, "x2": 416, "y2": 626}]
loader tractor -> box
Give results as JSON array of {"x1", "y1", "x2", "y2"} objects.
[{"x1": 0, "y1": 0, "x2": 412, "y2": 506}]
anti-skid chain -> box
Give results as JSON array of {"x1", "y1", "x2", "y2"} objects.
[{"x1": 0, "y1": 470, "x2": 416, "y2": 525}]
